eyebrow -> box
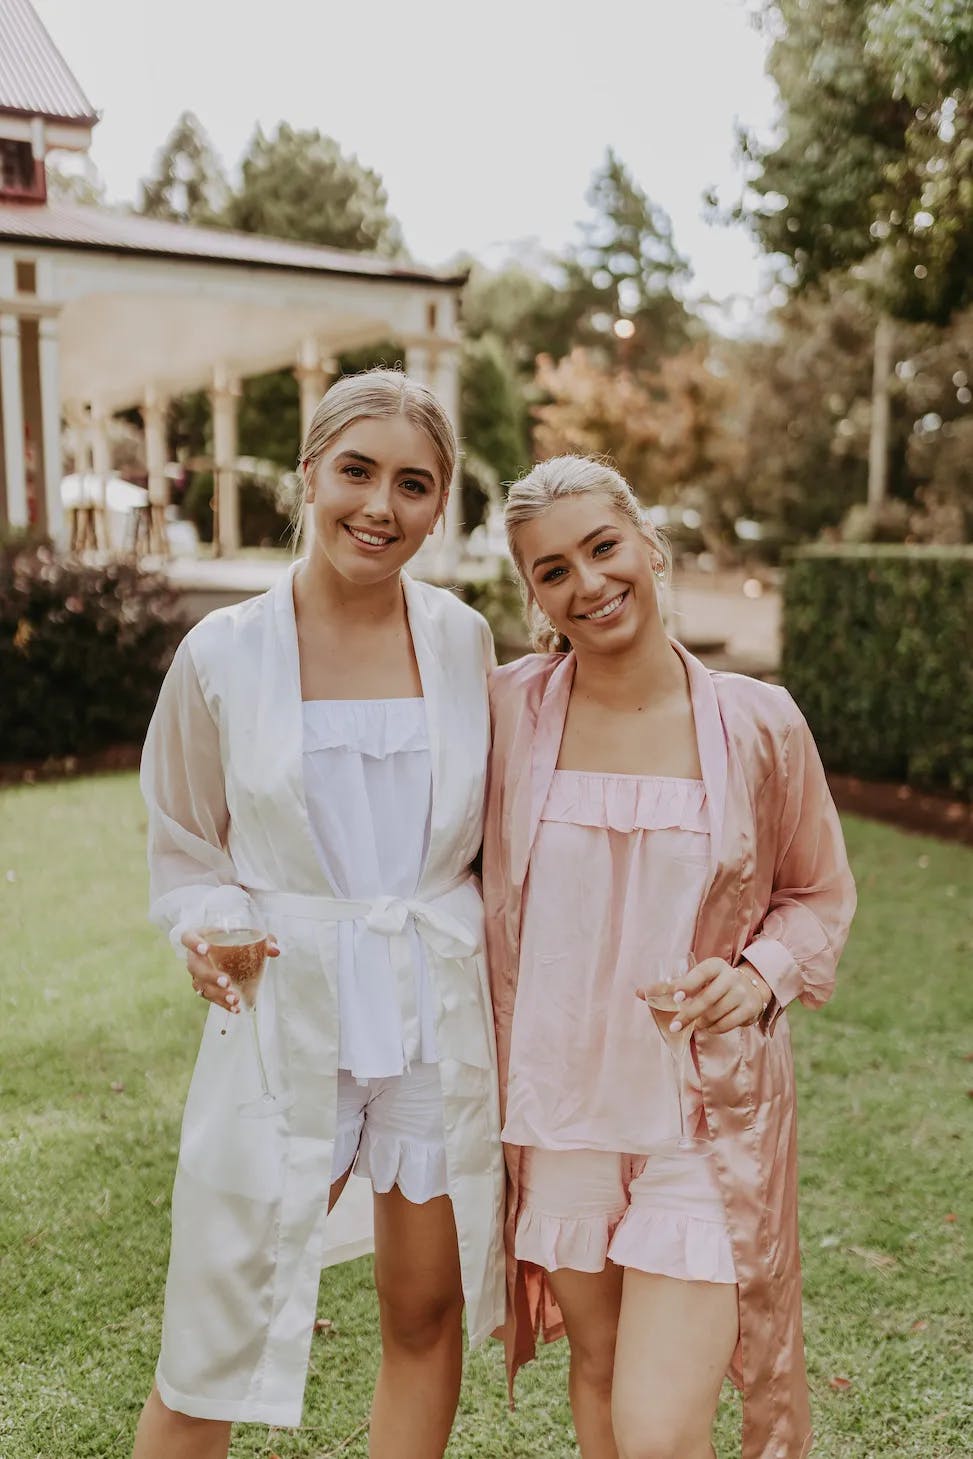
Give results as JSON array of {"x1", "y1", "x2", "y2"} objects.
[
  {"x1": 337, "y1": 449, "x2": 436, "y2": 483},
  {"x1": 531, "y1": 524, "x2": 615, "y2": 572}
]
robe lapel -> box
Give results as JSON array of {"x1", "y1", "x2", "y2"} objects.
[
  {"x1": 262, "y1": 561, "x2": 334, "y2": 890},
  {"x1": 522, "y1": 656, "x2": 574, "y2": 881},
  {"x1": 402, "y1": 574, "x2": 446, "y2": 876},
  {"x1": 671, "y1": 639, "x2": 728, "y2": 889}
]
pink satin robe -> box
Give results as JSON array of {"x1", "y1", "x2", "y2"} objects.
[{"x1": 483, "y1": 644, "x2": 857, "y2": 1459}]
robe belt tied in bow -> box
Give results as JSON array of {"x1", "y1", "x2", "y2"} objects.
[{"x1": 248, "y1": 876, "x2": 477, "y2": 1066}]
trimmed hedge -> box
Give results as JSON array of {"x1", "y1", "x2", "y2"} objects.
[
  {"x1": 782, "y1": 545, "x2": 973, "y2": 799},
  {"x1": 0, "y1": 548, "x2": 187, "y2": 762}
]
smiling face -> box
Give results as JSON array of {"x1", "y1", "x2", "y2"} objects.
[
  {"x1": 516, "y1": 491, "x2": 665, "y2": 657},
  {"x1": 304, "y1": 414, "x2": 446, "y2": 585}
]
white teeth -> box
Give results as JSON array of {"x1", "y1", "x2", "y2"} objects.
[
  {"x1": 583, "y1": 594, "x2": 625, "y2": 620},
  {"x1": 348, "y1": 527, "x2": 393, "y2": 546}
]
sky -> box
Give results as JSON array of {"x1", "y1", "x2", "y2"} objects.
[{"x1": 35, "y1": 0, "x2": 782, "y2": 326}]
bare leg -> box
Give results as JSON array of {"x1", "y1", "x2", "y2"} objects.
[
  {"x1": 368, "y1": 1185, "x2": 465, "y2": 1459},
  {"x1": 611, "y1": 1272, "x2": 738, "y2": 1459},
  {"x1": 548, "y1": 1264, "x2": 625, "y2": 1459},
  {"x1": 131, "y1": 1171, "x2": 353, "y2": 1459}
]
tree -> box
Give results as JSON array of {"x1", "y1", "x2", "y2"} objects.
[
  {"x1": 559, "y1": 148, "x2": 696, "y2": 370},
  {"x1": 741, "y1": 0, "x2": 973, "y2": 507},
  {"x1": 728, "y1": 285, "x2": 897, "y2": 542},
  {"x1": 46, "y1": 158, "x2": 106, "y2": 208},
  {"x1": 532, "y1": 344, "x2": 742, "y2": 527},
  {"x1": 461, "y1": 334, "x2": 531, "y2": 490},
  {"x1": 864, "y1": 0, "x2": 973, "y2": 324},
  {"x1": 137, "y1": 111, "x2": 228, "y2": 224},
  {"x1": 222, "y1": 124, "x2": 404, "y2": 254},
  {"x1": 462, "y1": 261, "x2": 568, "y2": 372}
]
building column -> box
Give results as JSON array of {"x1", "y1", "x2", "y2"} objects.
[
  {"x1": 0, "y1": 313, "x2": 27, "y2": 528},
  {"x1": 431, "y1": 343, "x2": 463, "y2": 576},
  {"x1": 295, "y1": 341, "x2": 337, "y2": 447},
  {"x1": 143, "y1": 389, "x2": 169, "y2": 556},
  {"x1": 406, "y1": 341, "x2": 434, "y2": 390},
  {"x1": 37, "y1": 315, "x2": 64, "y2": 544},
  {"x1": 88, "y1": 405, "x2": 113, "y2": 550},
  {"x1": 211, "y1": 370, "x2": 241, "y2": 556}
]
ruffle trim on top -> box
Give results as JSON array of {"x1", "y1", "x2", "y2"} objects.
[
  {"x1": 355, "y1": 1130, "x2": 449, "y2": 1205},
  {"x1": 607, "y1": 1202, "x2": 737, "y2": 1284},
  {"x1": 543, "y1": 770, "x2": 708, "y2": 835},
  {"x1": 302, "y1": 698, "x2": 428, "y2": 759},
  {"x1": 514, "y1": 1205, "x2": 628, "y2": 1274}
]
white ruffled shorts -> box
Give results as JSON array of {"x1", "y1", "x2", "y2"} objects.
[
  {"x1": 516, "y1": 1146, "x2": 737, "y2": 1284},
  {"x1": 331, "y1": 1062, "x2": 448, "y2": 1205}
]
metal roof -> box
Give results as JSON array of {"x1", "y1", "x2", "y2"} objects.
[
  {"x1": 0, "y1": 200, "x2": 467, "y2": 285},
  {"x1": 0, "y1": 0, "x2": 98, "y2": 125}
]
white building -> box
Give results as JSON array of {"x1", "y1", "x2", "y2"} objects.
[{"x1": 0, "y1": 0, "x2": 465, "y2": 560}]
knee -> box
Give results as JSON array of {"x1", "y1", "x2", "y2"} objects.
[
  {"x1": 570, "y1": 1336, "x2": 616, "y2": 1400},
  {"x1": 376, "y1": 1285, "x2": 464, "y2": 1357},
  {"x1": 138, "y1": 1386, "x2": 230, "y2": 1447},
  {"x1": 612, "y1": 1414, "x2": 700, "y2": 1459}
]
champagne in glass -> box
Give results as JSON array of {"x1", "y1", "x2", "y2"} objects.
[
  {"x1": 201, "y1": 917, "x2": 291, "y2": 1119},
  {"x1": 640, "y1": 954, "x2": 710, "y2": 1156}
]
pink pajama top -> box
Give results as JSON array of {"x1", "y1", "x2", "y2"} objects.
[{"x1": 502, "y1": 770, "x2": 711, "y2": 1155}]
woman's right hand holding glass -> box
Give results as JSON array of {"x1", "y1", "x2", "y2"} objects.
[
  {"x1": 179, "y1": 929, "x2": 281, "y2": 1011},
  {"x1": 181, "y1": 930, "x2": 241, "y2": 1012}
]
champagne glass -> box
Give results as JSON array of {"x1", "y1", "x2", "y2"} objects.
[
  {"x1": 640, "y1": 953, "x2": 710, "y2": 1157},
  {"x1": 200, "y1": 912, "x2": 292, "y2": 1119}
]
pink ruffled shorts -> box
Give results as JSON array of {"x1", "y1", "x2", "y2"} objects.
[{"x1": 516, "y1": 1146, "x2": 737, "y2": 1284}]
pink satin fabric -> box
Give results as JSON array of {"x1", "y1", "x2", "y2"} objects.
[
  {"x1": 503, "y1": 770, "x2": 710, "y2": 1153},
  {"x1": 484, "y1": 645, "x2": 857, "y2": 1459}
]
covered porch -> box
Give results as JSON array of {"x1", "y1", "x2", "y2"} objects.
[{"x1": 0, "y1": 200, "x2": 467, "y2": 568}]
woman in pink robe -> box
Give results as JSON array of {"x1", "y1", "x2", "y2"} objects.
[{"x1": 483, "y1": 457, "x2": 856, "y2": 1459}]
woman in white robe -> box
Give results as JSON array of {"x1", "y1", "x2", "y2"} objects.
[{"x1": 132, "y1": 371, "x2": 505, "y2": 1459}]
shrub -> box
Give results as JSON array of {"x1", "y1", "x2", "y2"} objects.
[
  {"x1": 782, "y1": 545, "x2": 973, "y2": 798},
  {"x1": 459, "y1": 567, "x2": 529, "y2": 661},
  {"x1": 0, "y1": 548, "x2": 187, "y2": 761}
]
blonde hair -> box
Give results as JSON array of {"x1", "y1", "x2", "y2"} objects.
[
  {"x1": 505, "y1": 455, "x2": 671, "y2": 652},
  {"x1": 294, "y1": 367, "x2": 456, "y2": 535}
]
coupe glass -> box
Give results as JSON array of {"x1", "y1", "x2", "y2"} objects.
[
  {"x1": 200, "y1": 912, "x2": 292, "y2": 1119},
  {"x1": 640, "y1": 953, "x2": 710, "y2": 1156}
]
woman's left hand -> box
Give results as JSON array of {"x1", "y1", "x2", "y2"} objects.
[{"x1": 668, "y1": 957, "x2": 772, "y2": 1036}]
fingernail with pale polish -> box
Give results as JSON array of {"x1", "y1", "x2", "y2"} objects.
[
  {"x1": 197, "y1": 942, "x2": 209, "y2": 955},
  {"x1": 671, "y1": 1019, "x2": 683, "y2": 1033},
  {"x1": 217, "y1": 976, "x2": 229, "y2": 988},
  {"x1": 674, "y1": 990, "x2": 686, "y2": 1003}
]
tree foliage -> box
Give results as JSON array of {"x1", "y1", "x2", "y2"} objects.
[
  {"x1": 461, "y1": 334, "x2": 530, "y2": 490},
  {"x1": 532, "y1": 345, "x2": 741, "y2": 516},
  {"x1": 136, "y1": 111, "x2": 228, "y2": 224},
  {"x1": 559, "y1": 148, "x2": 696, "y2": 368},
  {"x1": 462, "y1": 262, "x2": 567, "y2": 373},
  {"x1": 221, "y1": 124, "x2": 404, "y2": 255},
  {"x1": 719, "y1": 290, "x2": 973, "y2": 546},
  {"x1": 743, "y1": 0, "x2": 973, "y2": 324}
]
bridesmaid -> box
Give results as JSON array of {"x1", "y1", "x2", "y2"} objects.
[
  {"x1": 133, "y1": 370, "x2": 504, "y2": 1459},
  {"x1": 483, "y1": 456, "x2": 856, "y2": 1459}
]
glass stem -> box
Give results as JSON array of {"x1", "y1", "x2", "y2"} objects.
[
  {"x1": 671, "y1": 1041, "x2": 689, "y2": 1143},
  {"x1": 248, "y1": 1006, "x2": 272, "y2": 1099}
]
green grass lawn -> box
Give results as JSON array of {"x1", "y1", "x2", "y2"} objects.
[{"x1": 1, "y1": 776, "x2": 970, "y2": 1459}]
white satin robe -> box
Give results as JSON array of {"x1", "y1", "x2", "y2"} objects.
[{"x1": 139, "y1": 564, "x2": 506, "y2": 1426}]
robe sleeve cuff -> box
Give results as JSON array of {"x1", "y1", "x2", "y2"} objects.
[
  {"x1": 739, "y1": 936, "x2": 802, "y2": 1032},
  {"x1": 157, "y1": 885, "x2": 257, "y2": 961}
]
